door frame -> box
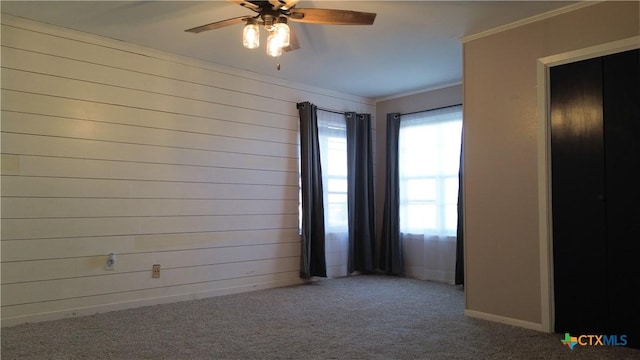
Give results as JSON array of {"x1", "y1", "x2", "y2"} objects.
[{"x1": 536, "y1": 35, "x2": 640, "y2": 333}]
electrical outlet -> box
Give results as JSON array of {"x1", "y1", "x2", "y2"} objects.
[
  {"x1": 105, "y1": 253, "x2": 116, "y2": 271},
  {"x1": 152, "y1": 264, "x2": 160, "y2": 278}
]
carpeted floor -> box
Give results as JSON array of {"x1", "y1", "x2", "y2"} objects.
[{"x1": 1, "y1": 275, "x2": 638, "y2": 359}]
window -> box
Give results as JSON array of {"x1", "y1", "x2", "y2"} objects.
[
  {"x1": 317, "y1": 111, "x2": 348, "y2": 232},
  {"x1": 399, "y1": 105, "x2": 462, "y2": 237}
]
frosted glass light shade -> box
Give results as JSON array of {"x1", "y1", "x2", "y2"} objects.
[{"x1": 243, "y1": 21, "x2": 259, "y2": 49}]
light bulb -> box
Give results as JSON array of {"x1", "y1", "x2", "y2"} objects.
[{"x1": 266, "y1": 31, "x2": 283, "y2": 57}]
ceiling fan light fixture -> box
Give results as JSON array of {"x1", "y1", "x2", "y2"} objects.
[
  {"x1": 266, "y1": 31, "x2": 283, "y2": 57},
  {"x1": 242, "y1": 18, "x2": 260, "y2": 49},
  {"x1": 186, "y1": 1, "x2": 377, "y2": 65}
]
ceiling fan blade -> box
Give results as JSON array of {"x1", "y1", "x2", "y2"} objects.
[
  {"x1": 283, "y1": 27, "x2": 300, "y2": 52},
  {"x1": 227, "y1": 0, "x2": 262, "y2": 12},
  {"x1": 185, "y1": 16, "x2": 251, "y2": 33},
  {"x1": 288, "y1": 8, "x2": 376, "y2": 25},
  {"x1": 268, "y1": 0, "x2": 299, "y2": 11}
]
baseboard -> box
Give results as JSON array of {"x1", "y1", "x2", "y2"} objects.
[
  {"x1": 405, "y1": 267, "x2": 455, "y2": 284},
  {"x1": 465, "y1": 309, "x2": 545, "y2": 332},
  {"x1": 1, "y1": 277, "x2": 303, "y2": 327}
]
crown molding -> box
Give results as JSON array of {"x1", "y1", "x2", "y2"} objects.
[
  {"x1": 460, "y1": 1, "x2": 603, "y2": 43},
  {"x1": 375, "y1": 81, "x2": 462, "y2": 103}
]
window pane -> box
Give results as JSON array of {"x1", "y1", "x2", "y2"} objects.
[
  {"x1": 317, "y1": 111, "x2": 348, "y2": 231},
  {"x1": 445, "y1": 205, "x2": 458, "y2": 234},
  {"x1": 328, "y1": 178, "x2": 348, "y2": 193},
  {"x1": 399, "y1": 106, "x2": 462, "y2": 236},
  {"x1": 327, "y1": 193, "x2": 347, "y2": 205},
  {"x1": 406, "y1": 204, "x2": 436, "y2": 231},
  {"x1": 407, "y1": 179, "x2": 436, "y2": 201},
  {"x1": 327, "y1": 137, "x2": 347, "y2": 176},
  {"x1": 327, "y1": 203, "x2": 348, "y2": 229},
  {"x1": 444, "y1": 177, "x2": 459, "y2": 204}
]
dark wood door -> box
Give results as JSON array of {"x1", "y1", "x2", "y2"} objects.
[
  {"x1": 551, "y1": 48, "x2": 639, "y2": 348},
  {"x1": 551, "y1": 56, "x2": 609, "y2": 334}
]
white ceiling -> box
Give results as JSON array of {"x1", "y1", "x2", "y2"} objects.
[{"x1": 1, "y1": 1, "x2": 578, "y2": 99}]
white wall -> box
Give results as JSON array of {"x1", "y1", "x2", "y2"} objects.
[{"x1": 0, "y1": 15, "x2": 374, "y2": 326}]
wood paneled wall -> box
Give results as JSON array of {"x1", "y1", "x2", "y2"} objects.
[{"x1": 0, "y1": 15, "x2": 374, "y2": 325}]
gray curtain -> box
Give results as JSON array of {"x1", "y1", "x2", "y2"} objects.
[
  {"x1": 379, "y1": 113, "x2": 404, "y2": 275},
  {"x1": 455, "y1": 130, "x2": 464, "y2": 285},
  {"x1": 346, "y1": 112, "x2": 376, "y2": 274},
  {"x1": 297, "y1": 102, "x2": 327, "y2": 279}
]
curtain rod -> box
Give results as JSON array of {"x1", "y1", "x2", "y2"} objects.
[
  {"x1": 317, "y1": 107, "x2": 347, "y2": 115},
  {"x1": 400, "y1": 103, "x2": 462, "y2": 117}
]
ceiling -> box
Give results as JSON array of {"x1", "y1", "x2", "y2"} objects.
[{"x1": 1, "y1": 1, "x2": 578, "y2": 99}]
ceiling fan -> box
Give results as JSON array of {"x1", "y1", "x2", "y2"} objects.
[{"x1": 185, "y1": 0, "x2": 376, "y2": 68}]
